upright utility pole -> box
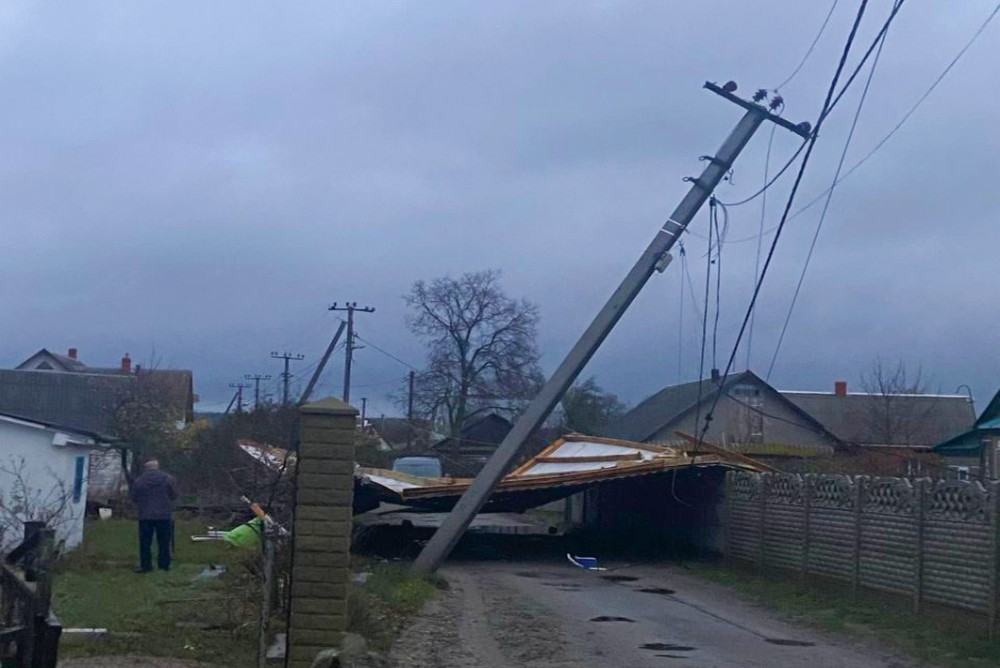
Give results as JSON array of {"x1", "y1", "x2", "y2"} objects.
[
  {"x1": 413, "y1": 82, "x2": 810, "y2": 573},
  {"x1": 245, "y1": 373, "x2": 271, "y2": 409},
  {"x1": 360, "y1": 398, "x2": 368, "y2": 425},
  {"x1": 299, "y1": 321, "x2": 347, "y2": 406},
  {"x1": 270, "y1": 352, "x2": 305, "y2": 406},
  {"x1": 329, "y1": 302, "x2": 375, "y2": 404},
  {"x1": 228, "y1": 382, "x2": 249, "y2": 414}
]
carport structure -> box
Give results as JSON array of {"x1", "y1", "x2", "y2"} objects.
[{"x1": 358, "y1": 433, "x2": 771, "y2": 513}]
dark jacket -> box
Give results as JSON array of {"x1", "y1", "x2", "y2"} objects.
[{"x1": 130, "y1": 469, "x2": 178, "y2": 520}]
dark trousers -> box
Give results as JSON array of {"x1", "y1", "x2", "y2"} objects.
[{"x1": 138, "y1": 519, "x2": 172, "y2": 571}]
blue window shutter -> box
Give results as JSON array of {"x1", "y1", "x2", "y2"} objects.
[{"x1": 73, "y1": 456, "x2": 86, "y2": 503}]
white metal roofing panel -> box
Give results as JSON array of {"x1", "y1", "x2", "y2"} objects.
[
  {"x1": 547, "y1": 439, "x2": 659, "y2": 460},
  {"x1": 365, "y1": 473, "x2": 424, "y2": 492},
  {"x1": 521, "y1": 461, "x2": 624, "y2": 476}
]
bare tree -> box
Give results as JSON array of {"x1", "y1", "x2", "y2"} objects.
[
  {"x1": 0, "y1": 457, "x2": 76, "y2": 552},
  {"x1": 857, "y1": 358, "x2": 938, "y2": 446},
  {"x1": 405, "y1": 270, "x2": 543, "y2": 436}
]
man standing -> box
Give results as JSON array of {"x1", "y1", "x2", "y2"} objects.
[{"x1": 129, "y1": 458, "x2": 178, "y2": 573}]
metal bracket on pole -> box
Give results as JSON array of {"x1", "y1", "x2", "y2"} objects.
[{"x1": 412, "y1": 81, "x2": 808, "y2": 573}]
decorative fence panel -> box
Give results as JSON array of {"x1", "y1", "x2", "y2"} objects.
[{"x1": 725, "y1": 472, "x2": 1000, "y2": 627}]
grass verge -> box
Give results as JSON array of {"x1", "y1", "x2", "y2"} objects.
[
  {"x1": 688, "y1": 561, "x2": 1000, "y2": 668},
  {"x1": 347, "y1": 559, "x2": 442, "y2": 651},
  {"x1": 54, "y1": 517, "x2": 256, "y2": 667}
]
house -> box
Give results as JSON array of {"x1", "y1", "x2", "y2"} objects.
[
  {"x1": 782, "y1": 380, "x2": 975, "y2": 474},
  {"x1": 604, "y1": 370, "x2": 842, "y2": 466},
  {"x1": 0, "y1": 411, "x2": 113, "y2": 551},
  {"x1": 933, "y1": 387, "x2": 1000, "y2": 480},
  {"x1": 366, "y1": 417, "x2": 439, "y2": 452},
  {"x1": 0, "y1": 347, "x2": 196, "y2": 504},
  {"x1": 429, "y1": 413, "x2": 553, "y2": 476}
]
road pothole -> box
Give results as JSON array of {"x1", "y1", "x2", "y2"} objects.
[
  {"x1": 637, "y1": 586, "x2": 675, "y2": 595},
  {"x1": 640, "y1": 643, "x2": 695, "y2": 652},
  {"x1": 765, "y1": 638, "x2": 815, "y2": 647},
  {"x1": 601, "y1": 575, "x2": 639, "y2": 583},
  {"x1": 589, "y1": 616, "x2": 635, "y2": 623}
]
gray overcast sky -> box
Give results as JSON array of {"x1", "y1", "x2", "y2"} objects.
[{"x1": 1, "y1": 1, "x2": 998, "y2": 416}]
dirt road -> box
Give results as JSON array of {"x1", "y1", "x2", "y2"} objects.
[{"x1": 389, "y1": 560, "x2": 915, "y2": 668}]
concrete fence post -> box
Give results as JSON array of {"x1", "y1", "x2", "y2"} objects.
[
  {"x1": 723, "y1": 471, "x2": 733, "y2": 569},
  {"x1": 801, "y1": 475, "x2": 812, "y2": 582},
  {"x1": 989, "y1": 480, "x2": 1000, "y2": 637},
  {"x1": 286, "y1": 397, "x2": 358, "y2": 668},
  {"x1": 852, "y1": 476, "x2": 865, "y2": 596},
  {"x1": 914, "y1": 478, "x2": 926, "y2": 615},
  {"x1": 756, "y1": 474, "x2": 767, "y2": 573}
]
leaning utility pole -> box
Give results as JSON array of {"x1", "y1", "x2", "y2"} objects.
[
  {"x1": 270, "y1": 351, "x2": 305, "y2": 406},
  {"x1": 407, "y1": 370, "x2": 416, "y2": 448},
  {"x1": 329, "y1": 302, "x2": 375, "y2": 404},
  {"x1": 228, "y1": 382, "x2": 249, "y2": 414},
  {"x1": 299, "y1": 321, "x2": 347, "y2": 406},
  {"x1": 413, "y1": 82, "x2": 810, "y2": 573},
  {"x1": 245, "y1": 373, "x2": 271, "y2": 409}
]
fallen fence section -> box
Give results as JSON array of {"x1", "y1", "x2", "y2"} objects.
[
  {"x1": 0, "y1": 522, "x2": 62, "y2": 668},
  {"x1": 725, "y1": 472, "x2": 1000, "y2": 629}
]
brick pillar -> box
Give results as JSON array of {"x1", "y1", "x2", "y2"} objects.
[{"x1": 286, "y1": 397, "x2": 357, "y2": 668}]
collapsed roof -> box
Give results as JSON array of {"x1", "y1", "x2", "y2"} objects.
[{"x1": 358, "y1": 433, "x2": 771, "y2": 512}]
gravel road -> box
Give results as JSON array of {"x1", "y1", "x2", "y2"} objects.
[{"x1": 388, "y1": 560, "x2": 917, "y2": 668}]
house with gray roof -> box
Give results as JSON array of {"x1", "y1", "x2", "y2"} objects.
[
  {"x1": 604, "y1": 371, "x2": 842, "y2": 466},
  {"x1": 0, "y1": 347, "x2": 196, "y2": 504}
]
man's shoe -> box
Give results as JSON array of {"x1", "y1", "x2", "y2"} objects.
[{"x1": 134, "y1": 567, "x2": 152, "y2": 574}]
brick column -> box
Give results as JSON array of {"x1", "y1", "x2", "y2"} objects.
[{"x1": 286, "y1": 397, "x2": 357, "y2": 668}]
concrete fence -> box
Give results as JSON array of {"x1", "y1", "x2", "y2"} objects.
[{"x1": 725, "y1": 471, "x2": 1000, "y2": 628}]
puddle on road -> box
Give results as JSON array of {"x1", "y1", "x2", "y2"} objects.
[
  {"x1": 589, "y1": 616, "x2": 635, "y2": 623},
  {"x1": 601, "y1": 575, "x2": 639, "y2": 583},
  {"x1": 640, "y1": 643, "x2": 695, "y2": 652},
  {"x1": 637, "y1": 587, "x2": 675, "y2": 595},
  {"x1": 765, "y1": 638, "x2": 815, "y2": 647}
]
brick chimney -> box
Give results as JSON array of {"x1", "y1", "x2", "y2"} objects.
[
  {"x1": 67, "y1": 347, "x2": 78, "y2": 360},
  {"x1": 834, "y1": 380, "x2": 847, "y2": 397},
  {"x1": 121, "y1": 353, "x2": 132, "y2": 374}
]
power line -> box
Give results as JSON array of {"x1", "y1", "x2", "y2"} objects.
[
  {"x1": 766, "y1": 0, "x2": 897, "y2": 382},
  {"x1": 698, "y1": 0, "x2": 873, "y2": 444},
  {"x1": 710, "y1": 199, "x2": 724, "y2": 369},
  {"x1": 774, "y1": 0, "x2": 842, "y2": 91},
  {"x1": 789, "y1": 1, "x2": 1000, "y2": 222}
]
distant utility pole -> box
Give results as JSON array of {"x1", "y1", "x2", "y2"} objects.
[
  {"x1": 245, "y1": 373, "x2": 272, "y2": 409},
  {"x1": 413, "y1": 81, "x2": 811, "y2": 573},
  {"x1": 360, "y1": 397, "x2": 368, "y2": 425},
  {"x1": 299, "y1": 320, "x2": 347, "y2": 406},
  {"x1": 228, "y1": 382, "x2": 249, "y2": 414},
  {"x1": 329, "y1": 302, "x2": 375, "y2": 404},
  {"x1": 270, "y1": 352, "x2": 305, "y2": 406}
]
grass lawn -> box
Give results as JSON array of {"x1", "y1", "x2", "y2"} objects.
[
  {"x1": 688, "y1": 561, "x2": 1000, "y2": 668},
  {"x1": 54, "y1": 517, "x2": 258, "y2": 667}
]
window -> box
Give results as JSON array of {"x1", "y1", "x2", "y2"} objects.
[
  {"x1": 73, "y1": 456, "x2": 86, "y2": 503},
  {"x1": 950, "y1": 465, "x2": 970, "y2": 481}
]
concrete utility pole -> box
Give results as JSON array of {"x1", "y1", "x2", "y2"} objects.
[
  {"x1": 245, "y1": 373, "x2": 271, "y2": 409},
  {"x1": 361, "y1": 397, "x2": 368, "y2": 425},
  {"x1": 329, "y1": 302, "x2": 375, "y2": 404},
  {"x1": 299, "y1": 321, "x2": 347, "y2": 406},
  {"x1": 413, "y1": 82, "x2": 810, "y2": 573},
  {"x1": 270, "y1": 351, "x2": 305, "y2": 406},
  {"x1": 228, "y1": 382, "x2": 249, "y2": 414}
]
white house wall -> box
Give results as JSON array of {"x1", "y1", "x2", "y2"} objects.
[{"x1": 0, "y1": 420, "x2": 90, "y2": 551}]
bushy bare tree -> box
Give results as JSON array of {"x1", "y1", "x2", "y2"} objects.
[
  {"x1": 857, "y1": 358, "x2": 938, "y2": 446},
  {"x1": 0, "y1": 457, "x2": 76, "y2": 552},
  {"x1": 405, "y1": 270, "x2": 543, "y2": 436}
]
